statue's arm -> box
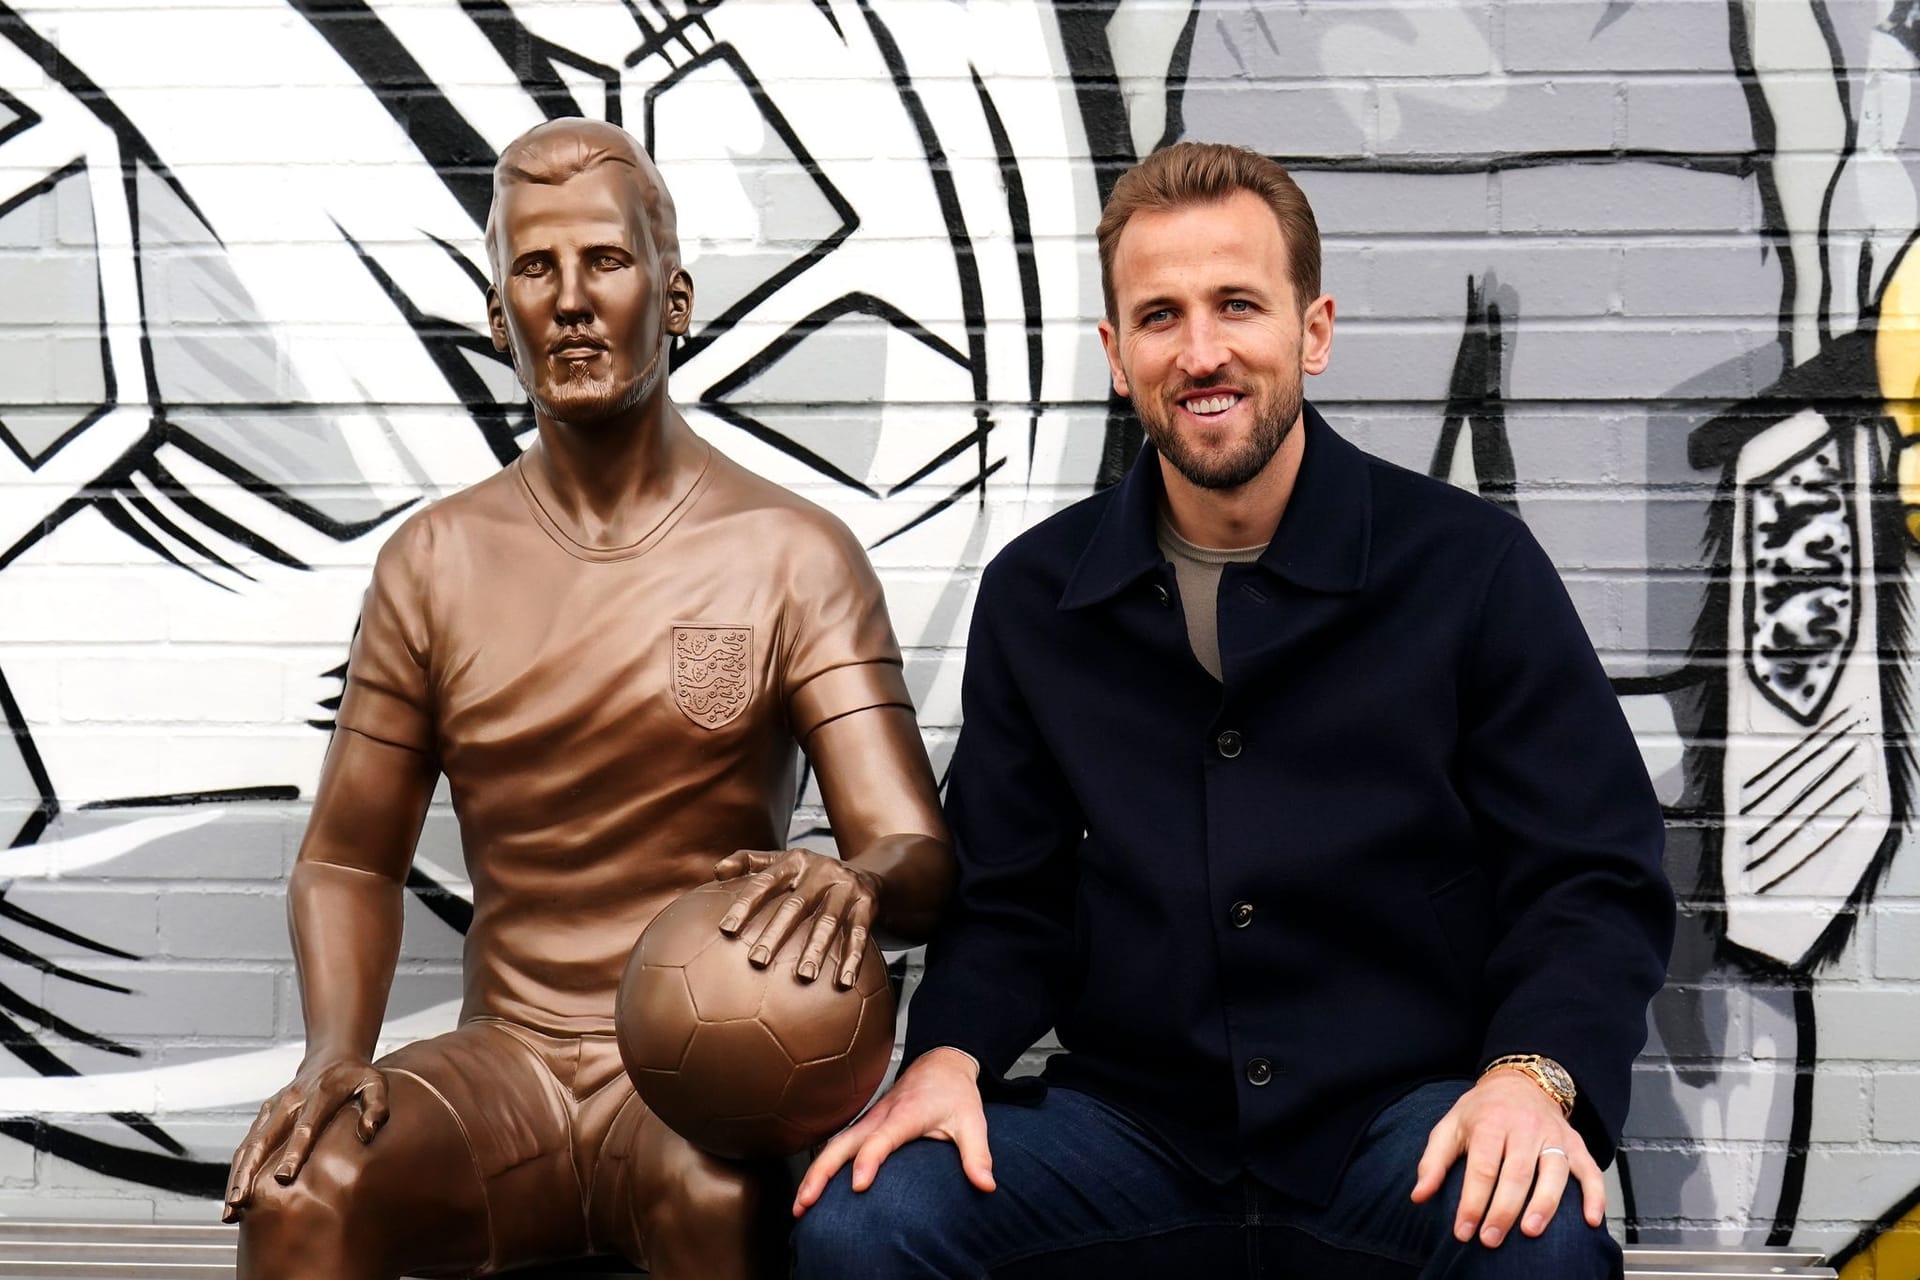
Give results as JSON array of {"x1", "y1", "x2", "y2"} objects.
[
  {"x1": 290, "y1": 727, "x2": 438, "y2": 1062},
  {"x1": 807, "y1": 702, "x2": 951, "y2": 943},
  {"x1": 223, "y1": 727, "x2": 436, "y2": 1220}
]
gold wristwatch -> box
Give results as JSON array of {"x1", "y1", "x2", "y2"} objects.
[{"x1": 1481, "y1": 1054, "x2": 1575, "y2": 1117}]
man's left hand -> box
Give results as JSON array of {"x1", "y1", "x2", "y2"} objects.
[
  {"x1": 713, "y1": 848, "x2": 882, "y2": 987},
  {"x1": 1410, "y1": 1070, "x2": 1606, "y2": 1247}
]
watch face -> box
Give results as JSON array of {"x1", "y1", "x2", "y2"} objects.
[{"x1": 1539, "y1": 1058, "x2": 1575, "y2": 1098}]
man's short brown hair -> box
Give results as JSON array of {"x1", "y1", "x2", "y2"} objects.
[{"x1": 1096, "y1": 141, "x2": 1321, "y2": 319}]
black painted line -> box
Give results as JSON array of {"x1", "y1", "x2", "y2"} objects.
[
  {"x1": 1756, "y1": 802, "x2": 1865, "y2": 895},
  {"x1": 704, "y1": 291, "x2": 966, "y2": 402},
  {"x1": 0, "y1": 670, "x2": 59, "y2": 846},
  {"x1": 78, "y1": 785, "x2": 300, "y2": 810},
  {"x1": 0, "y1": 1117, "x2": 224, "y2": 1198},
  {"x1": 0, "y1": 152, "x2": 82, "y2": 223},
  {"x1": 288, "y1": 0, "x2": 496, "y2": 226},
  {"x1": 0, "y1": 82, "x2": 42, "y2": 149},
  {"x1": 0, "y1": 935, "x2": 131, "y2": 994},
  {"x1": 1154, "y1": 1, "x2": 1201, "y2": 154},
  {"x1": 1275, "y1": 147, "x2": 1758, "y2": 179},
  {"x1": 156, "y1": 426, "x2": 420, "y2": 542},
  {"x1": 108, "y1": 1112, "x2": 187, "y2": 1157},
  {"x1": 538, "y1": 39, "x2": 623, "y2": 125},
  {"x1": 621, "y1": 0, "x2": 705, "y2": 69},
  {"x1": 1805, "y1": 0, "x2": 1857, "y2": 351},
  {"x1": 700, "y1": 401, "x2": 876, "y2": 498},
  {"x1": 1609, "y1": 669, "x2": 1710, "y2": 696},
  {"x1": 0, "y1": 979, "x2": 137, "y2": 1057},
  {"x1": 94, "y1": 495, "x2": 235, "y2": 593},
  {"x1": 1741, "y1": 706, "x2": 1855, "y2": 790},
  {"x1": 971, "y1": 68, "x2": 1042, "y2": 419},
  {"x1": 870, "y1": 455, "x2": 1006, "y2": 551},
  {"x1": 856, "y1": 0, "x2": 987, "y2": 404},
  {"x1": 1744, "y1": 765, "x2": 1861, "y2": 866},
  {"x1": 0, "y1": 897, "x2": 138, "y2": 960},
  {"x1": 1724, "y1": 0, "x2": 1796, "y2": 361},
  {"x1": 1739, "y1": 718, "x2": 1858, "y2": 815},
  {"x1": 644, "y1": 42, "x2": 858, "y2": 370},
  {"x1": 455, "y1": 0, "x2": 583, "y2": 121},
  {"x1": 0, "y1": 1004, "x2": 80, "y2": 1079},
  {"x1": 406, "y1": 864, "x2": 474, "y2": 935},
  {"x1": 140, "y1": 456, "x2": 314, "y2": 572},
  {"x1": 886, "y1": 418, "x2": 998, "y2": 499},
  {"x1": 1766, "y1": 982, "x2": 1816, "y2": 1245},
  {"x1": 336, "y1": 221, "x2": 523, "y2": 464},
  {"x1": 427, "y1": 232, "x2": 492, "y2": 297},
  {"x1": 809, "y1": 0, "x2": 843, "y2": 42},
  {"x1": 0, "y1": 7, "x2": 215, "y2": 234},
  {"x1": 124, "y1": 489, "x2": 253, "y2": 583}
]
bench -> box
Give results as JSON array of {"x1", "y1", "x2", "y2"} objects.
[{"x1": 0, "y1": 1221, "x2": 1840, "y2": 1277}]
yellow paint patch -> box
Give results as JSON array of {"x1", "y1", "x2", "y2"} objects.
[
  {"x1": 1837, "y1": 1201, "x2": 1920, "y2": 1280},
  {"x1": 1880, "y1": 238, "x2": 1920, "y2": 442}
]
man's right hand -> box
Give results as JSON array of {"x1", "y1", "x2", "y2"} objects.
[
  {"x1": 791, "y1": 1046, "x2": 993, "y2": 1217},
  {"x1": 222, "y1": 1057, "x2": 390, "y2": 1222}
]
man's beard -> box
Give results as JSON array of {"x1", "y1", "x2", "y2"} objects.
[
  {"x1": 1137, "y1": 377, "x2": 1300, "y2": 491},
  {"x1": 530, "y1": 339, "x2": 666, "y2": 426}
]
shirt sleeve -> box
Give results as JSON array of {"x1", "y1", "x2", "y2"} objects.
[
  {"x1": 781, "y1": 512, "x2": 913, "y2": 740},
  {"x1": 333, "y1": 511, "x2": 436, "y2": 754},
  {"x1": 1459, "y1": 527, "x2": 1675, "y2": 1164},
  {"x1": 902, "y1": 562, "x2": 1084, "y2": 1098}
]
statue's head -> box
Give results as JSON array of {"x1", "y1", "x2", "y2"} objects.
[{"x1": 485, "y1": 118, "x2": 693, "y2": 428}]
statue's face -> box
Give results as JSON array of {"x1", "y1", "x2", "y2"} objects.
[{"x1": 487, "y1": 162, "x2": 692, "y2": 427}]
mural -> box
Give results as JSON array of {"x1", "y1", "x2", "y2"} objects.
[{"x1": 1, "y1": 0, "x2": 1916, "y2": 1271}]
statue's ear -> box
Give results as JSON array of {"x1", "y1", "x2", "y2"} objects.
[
  {"x1": 487, "y1": 287, "x2": 511, "y2": 354},
  {"x1": 664, "y1": 267, "x2": 695, "y2": 338}
]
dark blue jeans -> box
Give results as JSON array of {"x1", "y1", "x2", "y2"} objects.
[{"x1": 791, "y1": 1079, "x2": 1621, "y2": 1279}]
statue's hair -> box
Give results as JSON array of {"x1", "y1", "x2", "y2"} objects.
[
  {"x1": 484, "y1": 119, "x2": 680, "y2": 278},
  {"x1": 1096, "y1": 141, "x2": 1319, "y2": 317}
]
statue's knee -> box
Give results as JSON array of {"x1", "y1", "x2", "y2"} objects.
[{"x1": 239, "y1": 1148, "x2": 364, "y2": 1250}]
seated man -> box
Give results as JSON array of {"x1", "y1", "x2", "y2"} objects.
[
  {"x1": 221, "y1": 118, "x2": 950, "y2": 1280},
  {"x1": 792, "y1": 142, "x2": 1674, "y2": 1279}
]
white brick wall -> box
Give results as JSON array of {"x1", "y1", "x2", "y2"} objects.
[{"x1": 0, "y1": 0, "x2": 1916, "y2": 1264}]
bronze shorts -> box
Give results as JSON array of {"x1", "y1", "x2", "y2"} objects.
[{"x1": 379, "y1": 1018, "x2": 652, "y2": 1274}]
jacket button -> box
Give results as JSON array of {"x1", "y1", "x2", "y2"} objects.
[
  {"x1": 1216, "y1": 730, "x2": 1243, "y2": 758},
  {"x1": 1152, "y1": 583, "x2": 1172, "y2": 608},
  {"x1": 1246, "y1": 1057, "x2": 1273, "y2": 1087},
  {"x1": 1230, "y1": 900, "x2": 1254, "y2": 928}
]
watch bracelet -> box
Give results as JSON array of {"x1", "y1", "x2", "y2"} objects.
[{"x1": 1480, "y1": 1053, "x2": 1575, "y2": 1117}]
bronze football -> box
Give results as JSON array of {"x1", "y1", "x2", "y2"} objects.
[{"x1": 614, "y1": 879, "x2": 896, "y2": 1159}]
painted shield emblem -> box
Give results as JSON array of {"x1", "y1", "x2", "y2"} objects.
[{"x1": 672, "y1": 626, "x2": 754, "y2": 730}]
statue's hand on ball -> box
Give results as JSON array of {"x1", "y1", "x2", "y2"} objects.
[
  {"x1": 712, "y1": 846, "x2": 884, "y2": 987},
  {"x1": 615, "y1": 855, "x2": 896, "y2": 1161}
]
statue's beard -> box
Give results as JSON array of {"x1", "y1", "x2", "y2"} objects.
[{"x1": 531, "y1": 338, "x2": 666, "y2": 427}]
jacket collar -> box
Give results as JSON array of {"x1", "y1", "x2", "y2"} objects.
[{"x1": 1058, "y1": 402, "x2": 1372, "y2": 611}]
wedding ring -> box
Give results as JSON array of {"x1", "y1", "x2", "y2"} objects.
[{"x1": 1540, "y1": 1146, "x2": 1569, "y2": 1160}]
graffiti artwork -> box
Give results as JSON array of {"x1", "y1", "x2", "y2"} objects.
[{"x1": 1, "y1": 0, "x2": 1917, "y2": 1271}]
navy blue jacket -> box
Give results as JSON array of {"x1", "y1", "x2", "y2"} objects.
[{"x1": 904, "y1": 405, "x2": 1674, "y2": 1206}]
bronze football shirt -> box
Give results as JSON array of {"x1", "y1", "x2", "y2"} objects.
[{"x1": 333, "y1": 440, "x2": 912, "y2": 1034}]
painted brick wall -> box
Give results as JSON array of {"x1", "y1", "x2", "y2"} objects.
[{"x1": 1, "y1": 0, "x2": 1916, "y2": 1271}]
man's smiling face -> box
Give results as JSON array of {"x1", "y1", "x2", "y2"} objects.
[{"x1": 1098, "y1": 189, "x2": 1331, "y2": 492}]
